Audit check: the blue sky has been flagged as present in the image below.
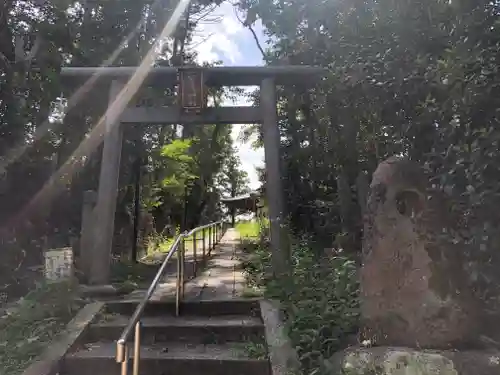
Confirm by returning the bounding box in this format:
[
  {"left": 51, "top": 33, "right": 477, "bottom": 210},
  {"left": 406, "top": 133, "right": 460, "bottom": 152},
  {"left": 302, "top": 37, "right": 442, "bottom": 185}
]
[{"left": 191, "top": 2, "right": 266, "bottom": 189}]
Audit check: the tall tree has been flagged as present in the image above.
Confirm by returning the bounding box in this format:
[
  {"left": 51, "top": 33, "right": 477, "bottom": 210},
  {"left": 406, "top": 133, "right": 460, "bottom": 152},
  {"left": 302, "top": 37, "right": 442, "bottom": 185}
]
[
  {"left": 237, "top": 0, "right": 500, "bottom": 280},
  {"left": 0, "top": 0, "right": 234, "bottom": 299},
  {"left": 219, "top": 147, "right": 251, "bottom": 224}
]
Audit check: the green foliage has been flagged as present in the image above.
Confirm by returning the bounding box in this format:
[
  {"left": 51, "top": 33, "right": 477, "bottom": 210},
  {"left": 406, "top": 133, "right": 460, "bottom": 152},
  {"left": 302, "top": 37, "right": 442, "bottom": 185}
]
[
  {"left": 236, "top": 0, "right": 500, "bottom": 305},
  {"left": 161, "top": 139, "right": 195, "bottom": 163},
  {"left": 151, "top": 121, "right": 243, "bottom": 231},
  {"left": 142, "top": 231, "right": 196, "bottom": 260},
  {"left": 160, "top": 138, "right": 199, "bottom": 193},
  {"left": 232, "top": 340, "right": 269, "bottom": 360},
  {"left": 236, "top": 220, "right": 261, "bottom": 238},
  {"left": 242, "top": 239, "right": 359, "bottom": 375},
  {"left": 219, "top": 148, "right": 251, "bottom": 197},
  {"left": 145, "top": 231, "right": 179, "bottom": 257}
]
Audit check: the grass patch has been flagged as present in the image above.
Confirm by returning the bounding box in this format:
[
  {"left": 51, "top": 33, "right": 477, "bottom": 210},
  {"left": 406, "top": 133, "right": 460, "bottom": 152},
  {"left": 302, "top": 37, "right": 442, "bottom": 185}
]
[
  {"left": 0, "top": 281, "right": 83, "bottom": 375},
  {"left": 145, "top": 233, "right": 176, "bottom": 256},
  {"left": 142, "top": 233, "right": 200, "bottom": 263},
  {"left": 241, "top": 238, "right": 359, "bottom": 375},
  {"left": 111, "top": 231, "right": 212, "bottom": 291},
  {"left": 110, "top": 260, "right": 161, "bottom": 293},
  {"left": 236, "top": 220, "right": 261, "bottom": 238},
  {"left": 232, "top": 338, "right": 269, "bottom": 360}
]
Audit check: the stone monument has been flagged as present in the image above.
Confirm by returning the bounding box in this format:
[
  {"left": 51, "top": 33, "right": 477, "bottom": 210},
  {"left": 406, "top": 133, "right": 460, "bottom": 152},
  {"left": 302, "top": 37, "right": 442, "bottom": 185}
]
[
  {"left": 328, "top": 156, "right": 500, "bottom": 375},
  {"left": 360, "top": 156, "right": 479, "bottom": 348},
  {"left": 44, "top": 247, "right": 74, "bottom": 282}
]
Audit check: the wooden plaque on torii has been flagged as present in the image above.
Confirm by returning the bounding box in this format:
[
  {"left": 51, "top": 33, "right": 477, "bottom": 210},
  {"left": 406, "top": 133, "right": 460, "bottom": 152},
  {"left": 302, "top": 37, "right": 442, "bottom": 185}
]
[{"left": 177, "top": 68, "right": 206, "bottom": 113}]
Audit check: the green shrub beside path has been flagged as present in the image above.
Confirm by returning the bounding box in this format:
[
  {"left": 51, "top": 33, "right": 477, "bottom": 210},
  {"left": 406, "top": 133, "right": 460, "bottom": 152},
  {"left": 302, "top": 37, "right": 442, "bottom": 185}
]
[{"left": 239, "top": 236, "right": 359, "bottom": 375}]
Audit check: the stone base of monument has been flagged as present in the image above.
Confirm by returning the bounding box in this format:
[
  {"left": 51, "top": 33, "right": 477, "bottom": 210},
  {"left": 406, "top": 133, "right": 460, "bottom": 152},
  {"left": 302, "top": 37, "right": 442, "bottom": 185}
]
[{"left": 328, "top": 346, "right": 500, "bottom": 375}]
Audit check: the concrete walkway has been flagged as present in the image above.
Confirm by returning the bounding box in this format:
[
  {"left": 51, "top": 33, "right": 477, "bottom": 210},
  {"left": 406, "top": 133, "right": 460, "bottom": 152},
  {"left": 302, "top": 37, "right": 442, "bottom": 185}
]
[
  {"left": 185, "top": 228, "right": 246, "bottom": 301},
  {"left": 128, "top": 229, "right": 245, "bottom": 301}
]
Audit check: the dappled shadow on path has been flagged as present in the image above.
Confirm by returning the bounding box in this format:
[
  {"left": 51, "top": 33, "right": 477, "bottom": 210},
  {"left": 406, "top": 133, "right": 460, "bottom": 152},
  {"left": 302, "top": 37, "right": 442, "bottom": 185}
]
[{"left": 127, "top": 251, "right": 217, "bottom": 300}]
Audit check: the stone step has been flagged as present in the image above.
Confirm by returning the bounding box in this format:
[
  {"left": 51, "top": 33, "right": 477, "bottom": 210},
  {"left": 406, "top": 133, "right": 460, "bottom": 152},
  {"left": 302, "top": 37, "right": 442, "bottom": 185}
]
[
  {"left": 102, "top": 298, "right": 262, "bottom": 317},
  {"left": 87, "top": 315, "right": 265, "bottom": 344},
  {"left": 62, "top": 341, "right": 270, "bottom": 375}
]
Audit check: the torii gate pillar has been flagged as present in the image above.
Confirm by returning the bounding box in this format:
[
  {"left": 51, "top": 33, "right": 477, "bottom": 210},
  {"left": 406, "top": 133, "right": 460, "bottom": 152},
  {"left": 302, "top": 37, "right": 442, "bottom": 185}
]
[
  {"left": 261, "top": 78, "right": 288, "bottom": 277},
  {"left": 90, "top": 80, "right": 125, "bottom": 285}
]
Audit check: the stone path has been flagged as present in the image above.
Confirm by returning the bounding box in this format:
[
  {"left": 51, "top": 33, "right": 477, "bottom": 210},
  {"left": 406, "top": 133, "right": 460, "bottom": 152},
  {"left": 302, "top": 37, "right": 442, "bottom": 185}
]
[
  {"left": 128, "top": 228, "right": 245, "bottom": 301},
  {"left": 186, "top": 228, "right": 246, "bottom": 301}
]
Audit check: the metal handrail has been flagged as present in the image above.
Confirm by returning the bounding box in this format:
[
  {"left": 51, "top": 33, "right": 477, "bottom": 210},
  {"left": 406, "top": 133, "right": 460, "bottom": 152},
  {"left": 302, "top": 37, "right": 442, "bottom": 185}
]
[{"left": 115, "top": 220, "right": 225, "bottom": 375}]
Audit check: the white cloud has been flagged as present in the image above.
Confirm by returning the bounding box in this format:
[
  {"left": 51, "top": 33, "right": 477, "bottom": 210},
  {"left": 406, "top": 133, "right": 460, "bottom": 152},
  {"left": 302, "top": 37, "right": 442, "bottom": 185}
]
[
  {"left": 191, "top": 2, "right": 244, "bottom": 64},
  {"left": 191, "top": 1, "right": 266, "bottom": 190}
]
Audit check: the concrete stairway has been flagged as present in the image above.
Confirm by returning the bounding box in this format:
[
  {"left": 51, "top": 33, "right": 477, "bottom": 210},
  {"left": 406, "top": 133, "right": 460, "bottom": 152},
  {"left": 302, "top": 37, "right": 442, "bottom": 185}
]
[{"left": 60, "top": 299, "right": 271, "bottom": 375}]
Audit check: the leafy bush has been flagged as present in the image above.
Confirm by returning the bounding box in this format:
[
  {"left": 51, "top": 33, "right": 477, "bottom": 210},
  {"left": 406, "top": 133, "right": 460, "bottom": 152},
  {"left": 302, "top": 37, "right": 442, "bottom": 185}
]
[{"left": 242, "top": 239, "right": 359, "bottom": 375}]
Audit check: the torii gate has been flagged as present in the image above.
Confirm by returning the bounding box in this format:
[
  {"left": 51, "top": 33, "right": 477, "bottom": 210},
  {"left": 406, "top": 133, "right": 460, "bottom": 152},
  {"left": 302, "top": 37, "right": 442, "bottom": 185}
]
[{"left": 61, "top": 65, "right": 326, "bottom": 285}]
